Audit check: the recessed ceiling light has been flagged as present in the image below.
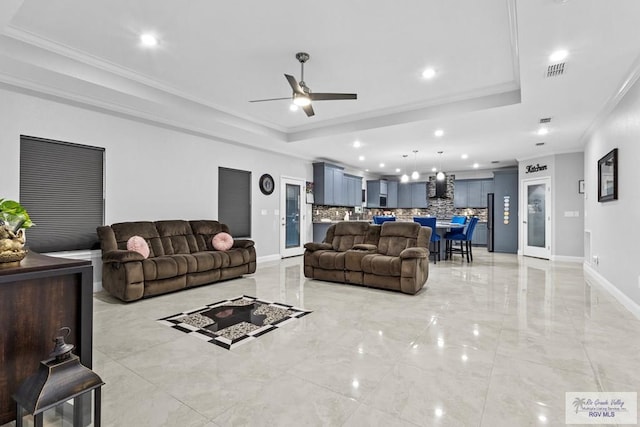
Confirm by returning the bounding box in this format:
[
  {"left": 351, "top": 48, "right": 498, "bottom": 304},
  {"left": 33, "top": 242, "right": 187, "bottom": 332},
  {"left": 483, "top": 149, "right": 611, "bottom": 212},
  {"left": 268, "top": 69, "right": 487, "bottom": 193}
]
[
  {"left": 434, "top": 129, "right": 444, "bottom": 137},
  {"left": 358, "top": 155, "right": 365, "bottom": 161},
  {"left": 549, "top": 49, "right": 568, "bottom": 63},
  {"left": 431, "top": 167, "right": 437, "bottom": 172},
  {"left": 379, "top": 163, "right": 385, "bottom": 168},
  {"left": 365, "top": 169, "right": 369, "bottom": 172},
  {"left": 422, "top": 68, "right": 436, "bottom": 79},
  {"left": 289, "top": 104, "right": 298, "bottom": 111},
  {"left": 537, "top": 127, "right": 549, "bottom": 136},
  {"left": 395, "top": 168, "right": 401, "bottom": 173},
  {"left": 140, "top": 33, "right": 158, "bottom": 47},
  {"left": 461, "top": 153, "right": 468, "bottom": 159},
  {"left": 473, "top": 163, "right": 479, "bottom": 168},
  {"left": 353, "top": 140, "right": 361, "bottom": 148}
]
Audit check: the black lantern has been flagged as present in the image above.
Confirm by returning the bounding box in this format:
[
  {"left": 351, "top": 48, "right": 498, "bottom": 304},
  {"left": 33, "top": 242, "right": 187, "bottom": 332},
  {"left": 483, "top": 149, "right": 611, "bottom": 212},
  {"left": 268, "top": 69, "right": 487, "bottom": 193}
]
[{"left": 13, "top": 327, "right": 104, "bottom": 427}]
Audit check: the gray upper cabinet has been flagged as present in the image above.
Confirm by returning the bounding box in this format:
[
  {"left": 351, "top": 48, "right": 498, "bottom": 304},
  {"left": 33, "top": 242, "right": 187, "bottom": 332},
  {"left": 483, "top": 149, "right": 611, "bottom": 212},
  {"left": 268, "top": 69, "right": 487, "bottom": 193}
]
[
  {"left": 411, "top": 182, "right": 428, "bottom": 208},
  {"left": 454, "top": 178, "right": 494, "bottom": 208},
  {"left": 397, "top": 182, "right": 412, "bottom": 208},
  {"left": 367, "top": 180, "right": 383, "bottom": 208},
  {"left": 387, "top": 180, "right": 398, "bottom": 208},
  {"left": 343, "top": 174, "right": 362, "bottom": 207},
  {"left": 396, "top": 182, "right": 427, "bottom": 208},
  {"left": 313, "top": 162, "right": 344, "bottom": 206}
]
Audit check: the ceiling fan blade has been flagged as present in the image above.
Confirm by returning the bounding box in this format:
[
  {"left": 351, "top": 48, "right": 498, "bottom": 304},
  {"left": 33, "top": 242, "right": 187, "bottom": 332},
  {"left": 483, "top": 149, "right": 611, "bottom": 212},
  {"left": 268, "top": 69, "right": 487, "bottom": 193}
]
[
  {"left": 249, "top": 97, "right": 291, "bottom": 103},
  {"left": 285, "top": 74, "right": 304, "bottom": 94},
  {"left": 310, "top": 93, "right": 357, "bottom": 101},
  {"left": 302, "top": 104, "right": 315, "bottom": 117}
]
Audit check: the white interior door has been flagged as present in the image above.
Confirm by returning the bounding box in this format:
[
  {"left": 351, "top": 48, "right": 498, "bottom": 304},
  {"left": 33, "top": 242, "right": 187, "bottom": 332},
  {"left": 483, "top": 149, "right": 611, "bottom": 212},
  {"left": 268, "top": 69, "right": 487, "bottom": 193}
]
[
  {"left": 280, "top": 177, "right": 306, "bottom": 258},
  {"left": 522, "top": 177, "right": 551, "bottom": 259}
]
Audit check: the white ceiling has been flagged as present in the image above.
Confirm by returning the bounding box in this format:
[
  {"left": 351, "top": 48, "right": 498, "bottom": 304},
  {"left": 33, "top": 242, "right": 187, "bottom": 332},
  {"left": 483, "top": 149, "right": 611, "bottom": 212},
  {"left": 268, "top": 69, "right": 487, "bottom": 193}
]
[{"left": 2, "top": 0, "right": 640, "bottom": 176}]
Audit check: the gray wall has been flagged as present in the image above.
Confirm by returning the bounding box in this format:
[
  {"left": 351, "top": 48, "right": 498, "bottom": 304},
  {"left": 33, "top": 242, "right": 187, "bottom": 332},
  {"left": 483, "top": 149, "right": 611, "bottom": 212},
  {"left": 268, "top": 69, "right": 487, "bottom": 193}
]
[
  {"left": 492, "top": 169, "right": 518, "bottom": 253},
  {"left": 0, "top": 88, "right": 313, "bottom": 262},
  {"left": 553, "top": 152, "right": 585, "bottom": 257},
  {"left": 584, "top": 70, "right": 640, "bottom": 309}
]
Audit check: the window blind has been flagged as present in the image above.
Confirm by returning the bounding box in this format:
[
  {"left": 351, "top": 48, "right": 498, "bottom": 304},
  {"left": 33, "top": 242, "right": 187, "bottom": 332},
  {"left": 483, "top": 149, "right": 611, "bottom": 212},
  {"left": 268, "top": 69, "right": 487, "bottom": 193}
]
[
  {"left": 218, "top": 167, "right": 251, "bottom": 238},
  {"left": 20, "top": 135, "right": 104, "bottom": 253}
]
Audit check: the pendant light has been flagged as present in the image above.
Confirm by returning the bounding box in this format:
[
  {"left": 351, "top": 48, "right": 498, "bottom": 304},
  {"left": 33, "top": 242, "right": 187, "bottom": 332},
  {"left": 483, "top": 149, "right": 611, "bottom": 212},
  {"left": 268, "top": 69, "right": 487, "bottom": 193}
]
[
  {"left": 400, "top": 155, "right": 409, "bottom": 183},
  {"left": 436, "top": 151, "right": 445, "bottom": 181},
  {"left": 411, "top": 150, "right": 420, "bottom": 180}
]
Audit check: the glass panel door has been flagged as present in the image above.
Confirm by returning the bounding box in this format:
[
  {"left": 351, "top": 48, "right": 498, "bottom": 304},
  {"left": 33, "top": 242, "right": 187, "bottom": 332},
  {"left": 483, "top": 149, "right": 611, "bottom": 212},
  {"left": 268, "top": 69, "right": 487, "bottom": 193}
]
[
  {"left": 280, "top": 177, "right": 306, "bottom": 257},
  {"left": 285, "top": 183, "right": 300, "bottom": 249},
  {"left": 523, "top": 178, "right": 551, "bottom": 259}
]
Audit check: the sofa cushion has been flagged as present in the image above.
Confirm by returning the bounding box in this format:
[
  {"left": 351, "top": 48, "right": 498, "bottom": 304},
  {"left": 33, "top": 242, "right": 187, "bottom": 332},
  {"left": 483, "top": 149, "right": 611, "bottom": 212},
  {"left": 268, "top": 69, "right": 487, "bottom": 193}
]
[
  {"left": 377, "top": 222, "right": 421, "bottom": 257},
  {"left": 142, "top": 256, "right": 188, "bottom": 281},
  {"left": 111, "top": 221, "right": 163, "bottom": 257},
  {"left": 155, "top": 220, "right": 199, "bottom": 255},
  {"left": 127, "top": 236, "right": 150, "bottom": 259},
  {"left": 189, "top": 220, "right": 231, "bottom": 251},
  {"left": 330, "top": 221, "right": 370, "bottom": 252},
  {"left": 318, "top": 251, "right": 346, "bottom": 270},
  {"left": 212, "top": 232, "right": 234, "bottom": 251},
  {"left": 361, "top": 254, "right": 402, "bottom": 277}
]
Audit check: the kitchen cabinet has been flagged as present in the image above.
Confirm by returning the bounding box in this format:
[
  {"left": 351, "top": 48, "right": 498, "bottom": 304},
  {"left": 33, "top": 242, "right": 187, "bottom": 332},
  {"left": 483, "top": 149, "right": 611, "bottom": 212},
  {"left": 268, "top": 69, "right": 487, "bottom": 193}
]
[
  {"left": 472, "top": 222, "right": 488, "bottom": 246},
  {"left": 454, "top": 179, "right": 494, "bottom": 208},
  {"left": 387, "top": 180, "right": 398, "bottom": 208},
  {"left": 397, "top": 182, "right": 428, "bottom": 208},
  {"left": 313, "top": 162, "right": 344, "bottom": 206},
  {"left": 367, "top": 180, "right": 388, "bottom": 208},
  {"left": 411, "top": 182, "right": 428, "bottom": 208},
  {"left": 342, "top": 174, "right": 362, "bottom": 207}
]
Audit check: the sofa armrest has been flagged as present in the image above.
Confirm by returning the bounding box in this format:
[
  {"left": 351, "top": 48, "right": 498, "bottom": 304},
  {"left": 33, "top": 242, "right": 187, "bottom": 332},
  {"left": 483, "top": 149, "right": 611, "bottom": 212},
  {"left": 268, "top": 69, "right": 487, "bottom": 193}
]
[
  {"left": 351, "top": 243, "right": 378, "bottom": 252},
  {"left": 232, "top": 239, "right": 255, "bottom": 249},
  {"left": 399, "top": 247, "right": 428, "bottom": 259},
  {"left": 102, "top": 250, "right": 146, "bottom": 263},
  {"left": 304, "top": 242, "right": 332, "bottom": 251}
]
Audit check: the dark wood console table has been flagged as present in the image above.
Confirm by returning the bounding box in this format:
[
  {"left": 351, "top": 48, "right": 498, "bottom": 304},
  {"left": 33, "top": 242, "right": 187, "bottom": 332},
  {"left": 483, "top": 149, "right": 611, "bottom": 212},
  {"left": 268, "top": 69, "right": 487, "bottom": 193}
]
[{"left": 0, "top": 251, "right": 93, "bottom": 425}]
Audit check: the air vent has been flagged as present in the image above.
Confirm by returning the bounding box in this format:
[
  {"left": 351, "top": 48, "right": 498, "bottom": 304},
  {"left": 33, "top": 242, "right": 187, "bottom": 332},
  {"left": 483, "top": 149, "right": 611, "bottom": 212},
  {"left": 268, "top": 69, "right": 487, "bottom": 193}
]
[
  {"left": 546, "top": 63, "right": 565, "bottom": 77},
  {"left": 539, "top": 117, "right": 552, "bottom": 123},
  {"left": 536, "top": 142, "right": 545, "bottom": 146},
  {"left": 491, "top": 160, "right": 500, "bottom": 164}
]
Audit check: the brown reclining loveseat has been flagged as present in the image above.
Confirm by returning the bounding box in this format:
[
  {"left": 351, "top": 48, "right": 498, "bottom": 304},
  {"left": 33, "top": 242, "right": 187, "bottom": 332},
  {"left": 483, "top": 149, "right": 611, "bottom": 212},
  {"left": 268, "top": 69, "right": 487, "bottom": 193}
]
[
  {"left": 303, "top": 221, "right": 431, "bottom": 294},
  {"left": 97, "top": 220, "right": 256, "bottom": 301}
]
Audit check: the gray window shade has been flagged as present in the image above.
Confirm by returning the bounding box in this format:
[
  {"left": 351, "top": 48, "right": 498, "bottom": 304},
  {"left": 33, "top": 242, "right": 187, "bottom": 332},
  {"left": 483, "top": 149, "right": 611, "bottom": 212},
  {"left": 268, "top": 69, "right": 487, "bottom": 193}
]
[
  {"left": 20, "top": 135, "right": 104, "bottom": 253},
  {"left": 218, "top": 167, "right": 251, "bottom": 238}
]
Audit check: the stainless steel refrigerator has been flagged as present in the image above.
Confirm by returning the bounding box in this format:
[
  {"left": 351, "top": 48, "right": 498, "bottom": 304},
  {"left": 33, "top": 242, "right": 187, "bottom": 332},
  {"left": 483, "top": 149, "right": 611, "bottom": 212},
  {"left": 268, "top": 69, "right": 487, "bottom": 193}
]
[{"left": 487, "top": 193, "right": 495, "bottom": 252}]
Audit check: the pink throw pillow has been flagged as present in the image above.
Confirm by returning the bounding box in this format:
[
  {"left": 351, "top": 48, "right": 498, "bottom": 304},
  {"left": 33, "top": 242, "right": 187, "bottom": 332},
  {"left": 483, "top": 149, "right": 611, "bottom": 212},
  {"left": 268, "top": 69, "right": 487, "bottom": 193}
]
[
  {"left": 212, "top": 232, "right": 234, "bottom": 251},
  {"left": 127, "top": 235, "right": 150, "bottom": 259}
]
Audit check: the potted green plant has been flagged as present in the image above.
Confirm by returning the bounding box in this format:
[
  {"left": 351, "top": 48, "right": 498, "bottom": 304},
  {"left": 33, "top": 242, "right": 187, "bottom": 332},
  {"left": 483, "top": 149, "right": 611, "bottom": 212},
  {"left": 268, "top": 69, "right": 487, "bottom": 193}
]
[{"left": 0, "top": 198, "right": 34, "bottom": 265}]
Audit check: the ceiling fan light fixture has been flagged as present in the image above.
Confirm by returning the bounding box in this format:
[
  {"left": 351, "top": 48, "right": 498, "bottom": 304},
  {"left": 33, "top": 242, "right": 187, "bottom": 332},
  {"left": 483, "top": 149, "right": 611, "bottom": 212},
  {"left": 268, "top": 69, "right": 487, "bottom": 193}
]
[
  {"left": 293, "top": 93, "right": 311, "bottom": 107},
  {"left": 289, "top": 103, "right": 299, "bottom": 111}
]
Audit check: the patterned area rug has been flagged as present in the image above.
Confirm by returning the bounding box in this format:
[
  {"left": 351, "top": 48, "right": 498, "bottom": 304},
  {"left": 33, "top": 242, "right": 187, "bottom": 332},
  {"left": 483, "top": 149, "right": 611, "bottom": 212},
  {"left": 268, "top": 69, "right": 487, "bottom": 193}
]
[{"left": 157, "top": 295, "right": 311, "bottom": 349}]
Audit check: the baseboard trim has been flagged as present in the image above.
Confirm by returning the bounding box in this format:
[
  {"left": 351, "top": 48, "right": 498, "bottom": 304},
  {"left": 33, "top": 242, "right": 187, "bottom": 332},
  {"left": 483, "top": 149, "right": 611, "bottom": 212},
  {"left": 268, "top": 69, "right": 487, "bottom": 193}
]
[
  {"left": 257, "top": 254, "right": 281, "bottom": 264},
  {"left": 551, "top": 255, "right": 584, "bottom": 263},
  {"left": 583, "top": 263, "right": 640, "bottom": 320}
]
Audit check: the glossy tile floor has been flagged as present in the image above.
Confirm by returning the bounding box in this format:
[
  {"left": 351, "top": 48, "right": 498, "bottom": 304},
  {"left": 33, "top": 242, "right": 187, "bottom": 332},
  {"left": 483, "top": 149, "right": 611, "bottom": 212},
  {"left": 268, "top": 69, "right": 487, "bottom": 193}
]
[{"left": 6, "top": 251, "right": 640, "bottom": 426}]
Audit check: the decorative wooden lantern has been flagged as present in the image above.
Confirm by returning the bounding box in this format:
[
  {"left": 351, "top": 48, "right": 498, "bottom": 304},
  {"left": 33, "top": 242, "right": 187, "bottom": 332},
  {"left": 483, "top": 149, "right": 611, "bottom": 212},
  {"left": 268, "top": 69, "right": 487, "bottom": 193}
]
[{"left": 13, "top": 327, "right": 104, "bottom": 427}]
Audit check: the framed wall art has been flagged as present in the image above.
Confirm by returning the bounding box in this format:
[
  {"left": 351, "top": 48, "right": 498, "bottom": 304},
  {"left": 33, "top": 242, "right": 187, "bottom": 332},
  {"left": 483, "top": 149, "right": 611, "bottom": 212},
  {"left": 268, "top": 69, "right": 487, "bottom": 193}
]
[{"left": 597, "top": 148, "right": 618, "bottom": 202}]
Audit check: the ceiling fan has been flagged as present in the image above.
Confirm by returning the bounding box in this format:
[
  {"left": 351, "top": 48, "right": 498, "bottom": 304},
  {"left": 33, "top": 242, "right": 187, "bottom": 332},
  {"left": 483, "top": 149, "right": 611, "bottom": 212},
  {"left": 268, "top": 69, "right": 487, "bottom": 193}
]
[{"left": 249, "top": 52, "right": 357, "bottom": 117}]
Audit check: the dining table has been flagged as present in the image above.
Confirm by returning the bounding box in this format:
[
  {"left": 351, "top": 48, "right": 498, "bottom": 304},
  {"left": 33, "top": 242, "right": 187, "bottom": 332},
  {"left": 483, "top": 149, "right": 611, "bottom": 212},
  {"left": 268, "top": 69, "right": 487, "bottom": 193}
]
[{"left": 433, "top": 221, "right": 466, "bottom": 260}]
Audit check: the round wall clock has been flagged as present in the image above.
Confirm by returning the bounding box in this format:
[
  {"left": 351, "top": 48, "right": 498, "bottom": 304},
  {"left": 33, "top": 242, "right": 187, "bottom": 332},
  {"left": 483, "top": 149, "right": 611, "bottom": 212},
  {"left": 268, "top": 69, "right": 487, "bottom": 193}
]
[{"left": 259, "top": 174, "right": 275, "bottom": 195}]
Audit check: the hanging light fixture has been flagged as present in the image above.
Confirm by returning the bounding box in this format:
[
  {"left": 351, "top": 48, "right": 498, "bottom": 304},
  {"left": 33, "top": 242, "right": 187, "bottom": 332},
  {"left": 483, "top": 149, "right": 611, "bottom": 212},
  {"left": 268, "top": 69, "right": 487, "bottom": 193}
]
[
  {"left": 400, "top": 154, "right": 409, "bottom": 183},
  {"left": 436, "top": 151, "right": 445, "bottom": 181},
  {"left": 411, "top": 150, "right": 420, "bottom": 180}
]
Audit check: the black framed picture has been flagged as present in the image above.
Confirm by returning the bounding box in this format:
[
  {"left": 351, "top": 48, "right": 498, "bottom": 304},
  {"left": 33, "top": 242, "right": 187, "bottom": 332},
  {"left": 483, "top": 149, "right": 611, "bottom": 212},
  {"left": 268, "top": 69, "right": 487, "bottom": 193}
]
[{"left": 597, "top": 148, "right": 618, "bottom": 202}]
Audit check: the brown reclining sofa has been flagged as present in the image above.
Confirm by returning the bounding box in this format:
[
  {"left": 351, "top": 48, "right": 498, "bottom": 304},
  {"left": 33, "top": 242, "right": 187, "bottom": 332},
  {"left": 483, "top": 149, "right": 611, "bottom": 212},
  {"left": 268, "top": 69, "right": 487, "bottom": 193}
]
[
  {"left": 97, "top": 220, "right": 256, "bottom": 302},
  {"left": 303, "top": 221, "right": 431, "bottom": 294}
]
